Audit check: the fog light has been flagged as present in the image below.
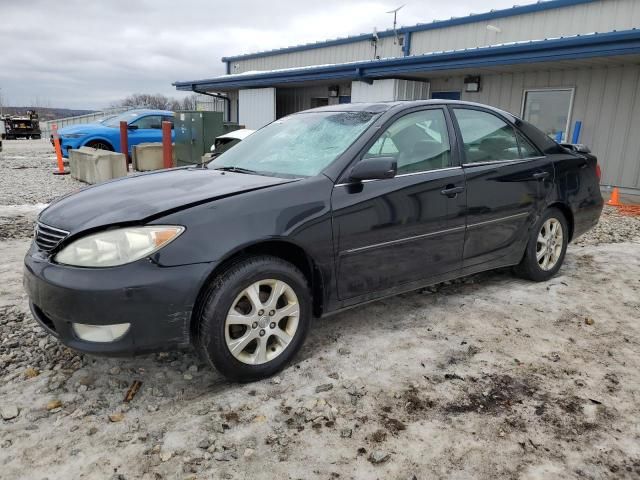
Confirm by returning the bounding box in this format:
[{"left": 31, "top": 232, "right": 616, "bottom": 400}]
[{"left": 72, "top": 323, "right": 130, "bottom": 342}]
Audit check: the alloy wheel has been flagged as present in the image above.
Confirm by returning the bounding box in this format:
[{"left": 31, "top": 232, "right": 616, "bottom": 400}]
[
  {"left": 536, "top": 218, "right": 563, "bottom": 271},
  {"left": 224, "top": 279, "right": 300, "bottom": 365},
  {"left": 91, "top": 142, "right": 111, "bottom": 150}
]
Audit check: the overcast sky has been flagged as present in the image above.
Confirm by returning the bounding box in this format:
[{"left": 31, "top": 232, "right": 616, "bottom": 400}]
[{"left": 0, "top": 0, "right": 519, "bottom": 110}]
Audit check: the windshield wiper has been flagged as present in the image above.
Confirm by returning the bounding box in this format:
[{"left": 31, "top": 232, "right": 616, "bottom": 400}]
[{"left": 214, "top": 166, "right": 259, "bottom": 175}]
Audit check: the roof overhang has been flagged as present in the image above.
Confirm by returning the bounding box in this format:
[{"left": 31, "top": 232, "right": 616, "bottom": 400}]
[{"left": 174, "top": 29, "right": 640, "bottom": 93}]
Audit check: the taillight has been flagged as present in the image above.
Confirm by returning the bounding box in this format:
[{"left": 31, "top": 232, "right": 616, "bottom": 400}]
[{"left": 595, "top": 163, "right": 602, "bottom": 180}]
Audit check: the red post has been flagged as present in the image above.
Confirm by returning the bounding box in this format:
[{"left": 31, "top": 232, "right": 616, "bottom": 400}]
[
  {"left": 119, "top": 121, "right": 129, "bottom": 170},
  {"left": 162, "top": 121, "right": 173, "bottom": 169},
  {"left": 51, "top": 123, "right": 69, "bottom": 176}
]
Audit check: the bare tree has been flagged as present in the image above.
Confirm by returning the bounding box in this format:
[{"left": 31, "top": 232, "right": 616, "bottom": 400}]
[
  {"left": 180, "top": 94, "right": 198, "bottom": 110},
  {"left": 112, "top": 93, "right": 178, "bottom": 110}
]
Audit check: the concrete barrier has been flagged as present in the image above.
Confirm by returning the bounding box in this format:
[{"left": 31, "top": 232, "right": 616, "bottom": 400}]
[
  {"left": 68, "top": 147, "right": 127, "bottom": 184},
  {"left": 132, "top": 143, "right": 176, "bottom": 171}
]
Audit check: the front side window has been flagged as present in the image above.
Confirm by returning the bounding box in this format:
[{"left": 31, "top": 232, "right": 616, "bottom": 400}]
[
  {"left": 209, "top": 111, "right": 379, "bottom": 177},
  {"left": 453, "top": 108, "right": 520, "bottom": 163},
  {"left": 522, "top": 89, "right": 573, "bottom": 141},
  {"left": 132, "top": 115, "right": 163, "bottom": 129},
  {"left": 364, "top": 109, "right": 451, "bottom": 174}
]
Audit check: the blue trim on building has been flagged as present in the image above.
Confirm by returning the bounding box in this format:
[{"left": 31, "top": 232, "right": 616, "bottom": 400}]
[
  {"left": 221, "top": 0, "right": 598, "bottom": 62},
  {"left": 174, "top": 29, "right": 640, "bottom": 92},
  {"left": 402, "top": 31, "right": 411, "bottom": 57}
]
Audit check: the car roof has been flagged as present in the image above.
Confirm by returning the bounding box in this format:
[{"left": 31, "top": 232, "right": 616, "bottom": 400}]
[
  {"left": 126, "top": 109, "right": 174, "bottom": 116},
  {"left": 300, "top": 100, "right": 517, "bottom": 122}
]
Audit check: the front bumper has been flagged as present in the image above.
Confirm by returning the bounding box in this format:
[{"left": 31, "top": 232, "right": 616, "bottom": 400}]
[
  {"left": 51, "top": 136, "right": 81, "bottom": 158},
  {"left": 23, "top": 243, "right": 212, "bottom": 356}
]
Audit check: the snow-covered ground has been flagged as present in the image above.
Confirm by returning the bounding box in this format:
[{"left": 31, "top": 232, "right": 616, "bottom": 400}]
[{"left": 1, "top": 140, "right": 639, "bottom": 479}]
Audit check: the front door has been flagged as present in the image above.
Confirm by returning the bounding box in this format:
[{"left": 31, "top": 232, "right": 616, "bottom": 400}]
[
  {"left": 128, "top": 114, "right": 164, "bottom": 154},
  {"left": 331, "top": 107, "right": 466, "bottom": 300},
  {"left": 450, "top": 107, "right": 554, "bottom": 269}
]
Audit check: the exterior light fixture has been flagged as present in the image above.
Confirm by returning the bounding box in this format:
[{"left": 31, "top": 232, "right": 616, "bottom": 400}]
[{"left": 464, "top": 76, "right": 481, "bottom": 92}]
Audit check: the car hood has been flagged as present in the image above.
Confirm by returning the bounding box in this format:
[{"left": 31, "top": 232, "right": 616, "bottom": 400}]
[
  {"left": 58, "top": 123, "right": 108, "bottom": 135},
  {"left": 39, "top": 168, "right": 295, "bottom": 233}
]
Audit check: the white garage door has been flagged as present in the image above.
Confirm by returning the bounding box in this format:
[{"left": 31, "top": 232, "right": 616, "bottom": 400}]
[{"left": 239, "top": 88, "right": 276, "bottom": 129}]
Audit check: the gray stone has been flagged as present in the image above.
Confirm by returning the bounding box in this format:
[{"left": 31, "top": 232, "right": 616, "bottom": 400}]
[
  {"left": 1, "top": 405, "right": 19, "bottom": 420},
  {"left": 369, "top": 450, "right": 391, "bottom": 464},
  {"left": 315, "top": 383, "right": 334, "bottom": 393}
]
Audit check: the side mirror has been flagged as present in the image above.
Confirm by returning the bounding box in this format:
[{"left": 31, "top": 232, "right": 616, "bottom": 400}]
[
  {"left": 349, "top": 157, "right": 397, "bottom": 182},
  {"left": 561, "top": 142, "right": 590, "bottom": 154},
  {"left": 127, "top": 124, "right": 138, "bottom": 130}
]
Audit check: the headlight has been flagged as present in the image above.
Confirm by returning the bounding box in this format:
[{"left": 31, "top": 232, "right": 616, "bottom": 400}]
[
  {"left": 54, "top": 226, "right": 184, "bottom": 267},
  {"left": 61, "top": 133, "right": 86, "bottom": 138}
]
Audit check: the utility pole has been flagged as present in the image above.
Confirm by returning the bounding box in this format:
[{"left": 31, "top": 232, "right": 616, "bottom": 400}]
[{"left": 0, "top": 87, "right": 4, "bottom": 117}]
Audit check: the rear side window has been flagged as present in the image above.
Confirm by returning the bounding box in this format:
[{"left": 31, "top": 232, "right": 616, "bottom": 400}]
[
  {"left": 364, "top": 109, "right": 452, "bottom": 174},
  {"left": 453, "top": 108, "right": 520, "bottom": 163},
  {"left": 516, "top": 131, "right": 541, "bottom": 158}
]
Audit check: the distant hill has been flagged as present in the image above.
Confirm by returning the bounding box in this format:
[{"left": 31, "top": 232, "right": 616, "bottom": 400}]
[{"left": 1, "top": 107, "right": 97, "bottom": 121}]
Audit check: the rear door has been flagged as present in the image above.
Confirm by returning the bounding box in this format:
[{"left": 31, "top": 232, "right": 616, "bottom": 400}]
[
  {"left": 331, "top": 106, "right": 466, "bottom": 300},
  {"left": 450, "top": 107, "right": 554, "bottom": 269}
]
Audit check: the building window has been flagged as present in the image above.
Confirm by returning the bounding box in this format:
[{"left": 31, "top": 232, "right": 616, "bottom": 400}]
[{"left": 522, "top": 88, "right": 574, "bottom": 142}]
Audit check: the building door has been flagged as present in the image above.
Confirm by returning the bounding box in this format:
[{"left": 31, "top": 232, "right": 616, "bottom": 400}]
[
  {"left": 332, "top": 107, "right": 466, "bottom": 300},
  {"left": 432, "top": 91, "right": 461, "bottom": 100},
  {"left": 450, "top": 106, "right": 554, "bottom": 269}
]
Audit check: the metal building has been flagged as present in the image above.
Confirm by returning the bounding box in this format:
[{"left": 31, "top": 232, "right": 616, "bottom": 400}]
[{"left": 174, "top": 0, "right": 640, "bottom": 192}]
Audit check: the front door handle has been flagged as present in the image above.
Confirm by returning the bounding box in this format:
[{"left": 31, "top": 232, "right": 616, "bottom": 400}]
[
  {"left": 441, "top": 185, "right": 465, "bottom": 198},
  {"left": 532, "top": 171, "right": 550, "bottom": 180}
]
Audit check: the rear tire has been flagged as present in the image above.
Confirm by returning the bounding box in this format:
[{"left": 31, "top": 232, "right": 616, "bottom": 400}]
[
  {"left": 514, "top": 207, "right": 568, "bottom": 282},
  {"left": 86, "top": 140, "right": 114, "bottom": 151},
  {"left": 195, "top": 255, "right": 312, "bottom": 382}
]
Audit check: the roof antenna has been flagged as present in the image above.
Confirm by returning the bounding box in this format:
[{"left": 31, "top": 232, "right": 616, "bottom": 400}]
[{"left": 387, "top": 5, "right": 405, "bottom": 45}]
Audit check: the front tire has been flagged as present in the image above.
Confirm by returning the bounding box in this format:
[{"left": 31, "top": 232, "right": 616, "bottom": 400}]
[
  {"left": 85, "top": 140, "right": 114, "bottom": 151},
  {"left": 515, "top": 207, "right": 568, "bottom": 282},
  {"left": 195, "top": 255, "right": 312, "bottom": 382}
]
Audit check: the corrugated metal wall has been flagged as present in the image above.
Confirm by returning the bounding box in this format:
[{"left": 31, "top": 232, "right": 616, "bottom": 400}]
[
  {"left": 230, "top": 37, "right": 402, "bottom": 74},
  {"left": 410, "top": 0, "right": 640, "bottom": 54},
  {"left": 351, "top": 79, "right": 430, "bottom": 102},
  {"left": 229, "top": 0, "right": 639, "bottom": 75},
  {"left": 276, "top": 83, "right": 352, "bottom": 118},
  {"left": 430, "top": 65, "right": 640, "bottom": 189}
]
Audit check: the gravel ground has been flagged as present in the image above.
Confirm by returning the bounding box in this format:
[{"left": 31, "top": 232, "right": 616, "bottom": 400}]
[
  {"left": 0, "top": 139, "right": 85, "bottom": 205},
  {"left": 1, "top": 140, "right": 640, "bottom": 480}
]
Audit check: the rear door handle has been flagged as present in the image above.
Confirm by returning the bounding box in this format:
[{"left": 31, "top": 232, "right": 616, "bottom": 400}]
[
  {"left": 532, "top": 171, "right": 550, "bottom": 180},
  {"left": 441, "top": 185, "right": 465, "bottom": 197}
]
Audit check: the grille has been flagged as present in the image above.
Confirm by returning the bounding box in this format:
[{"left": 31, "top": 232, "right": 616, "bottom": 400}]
[{"left": 35, "top": 222, "right": 69, "bottom": 252}]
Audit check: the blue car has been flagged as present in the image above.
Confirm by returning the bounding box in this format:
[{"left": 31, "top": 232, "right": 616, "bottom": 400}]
[{"left": 54, "top": 109, "right": 175, "bottom": 158}]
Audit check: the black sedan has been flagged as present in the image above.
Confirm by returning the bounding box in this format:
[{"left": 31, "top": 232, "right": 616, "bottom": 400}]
[{"left": 24, "top": 101, "right": 603, "bottom": 381}]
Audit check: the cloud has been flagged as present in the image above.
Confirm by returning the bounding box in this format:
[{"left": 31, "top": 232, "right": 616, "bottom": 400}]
[{"left": 0, "top": 0, "right": 518, "bottom": 109}]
